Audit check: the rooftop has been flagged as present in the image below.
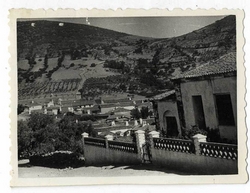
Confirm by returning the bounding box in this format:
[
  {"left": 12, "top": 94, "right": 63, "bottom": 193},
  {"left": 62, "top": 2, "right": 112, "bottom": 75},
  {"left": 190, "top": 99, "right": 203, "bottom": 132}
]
[
  {"left": 28, "top": 101, "right": 42, "bottom": 107},
  {"left": 108, "top": 107, "right": 131, "bottom": 113},
  {"left": 103, "top": 98, "right": 131, "bottom": 104},
  {"left": 149, "top": 90, "right": 175, "bottom": 101},
  {"left": 172, "top": 52, "right": 236, "bottom": 80},
  {"left": 61, "top": 99, "right": 95, "bottom": 106}
]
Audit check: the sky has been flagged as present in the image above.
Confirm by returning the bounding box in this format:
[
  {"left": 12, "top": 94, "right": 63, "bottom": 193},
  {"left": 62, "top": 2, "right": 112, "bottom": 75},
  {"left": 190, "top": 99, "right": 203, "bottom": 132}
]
[{"left": 20, "top": 16, "right": 226, "bottom": 38}]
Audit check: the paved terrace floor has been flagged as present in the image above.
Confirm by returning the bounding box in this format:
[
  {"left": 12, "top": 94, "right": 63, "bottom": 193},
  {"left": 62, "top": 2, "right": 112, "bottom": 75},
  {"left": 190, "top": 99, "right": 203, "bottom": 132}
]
[{"left": 18, "top": 159, "right": 188, "bottom": 178}]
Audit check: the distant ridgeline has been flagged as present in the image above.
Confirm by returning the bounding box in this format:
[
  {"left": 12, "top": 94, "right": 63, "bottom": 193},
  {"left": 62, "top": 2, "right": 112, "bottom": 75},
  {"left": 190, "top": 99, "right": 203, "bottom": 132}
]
[{"left": 17, "top": 15, "right": 236, "bottom": 98}]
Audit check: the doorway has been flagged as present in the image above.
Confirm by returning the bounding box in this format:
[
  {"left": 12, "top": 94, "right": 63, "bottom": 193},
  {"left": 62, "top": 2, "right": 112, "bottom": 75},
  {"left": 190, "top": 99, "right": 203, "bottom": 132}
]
[{"left": 165, "top": 116, "right": 179, "bottom": 137}]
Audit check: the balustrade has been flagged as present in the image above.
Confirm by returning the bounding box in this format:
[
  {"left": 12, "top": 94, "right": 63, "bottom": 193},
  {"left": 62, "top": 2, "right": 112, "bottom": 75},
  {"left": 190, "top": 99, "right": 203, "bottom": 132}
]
[
  {"left": 108, "top": 141, "right": 137, "bottom": 153},
  {"left": 153, "top": 137, "right": 195, "bottom": 154},
  {"left": 84, "top": 137, "right": 106, "bottom": 148},
  {"left": 200, "top": 142, "right": 237, "bottom": 160}
]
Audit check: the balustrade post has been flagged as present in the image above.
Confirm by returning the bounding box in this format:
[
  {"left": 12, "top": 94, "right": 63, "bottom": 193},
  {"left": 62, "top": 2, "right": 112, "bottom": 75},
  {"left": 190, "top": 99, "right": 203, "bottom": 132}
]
[
  {"left": 81, "top": 132, "right": 89, "bottom": 154},
  {"left": 135, "top": 130, "right": 145, "bottom": 160},
  {"left": 192, "top": 134, "right": 207, "bottom": 155},
  {"left": 105, "top": 134, "right": 113, "bottom": 149},
  {"left": 148, "top": 131, "right": 160, "bottom": 148}
]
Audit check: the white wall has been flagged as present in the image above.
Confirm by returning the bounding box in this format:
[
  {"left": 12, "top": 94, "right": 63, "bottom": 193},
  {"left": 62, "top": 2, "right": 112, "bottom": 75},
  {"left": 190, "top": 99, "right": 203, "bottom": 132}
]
[
  {"left": 180, "top": 76, "right": 237, "bottom": 141},
  {"left": 84, "top": 145, "right": 141, "bottom": 166}
]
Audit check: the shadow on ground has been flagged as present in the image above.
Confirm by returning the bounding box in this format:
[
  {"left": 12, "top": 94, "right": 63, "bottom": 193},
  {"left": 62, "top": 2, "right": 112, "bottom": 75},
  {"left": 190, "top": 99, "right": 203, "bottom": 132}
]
[
  {"left": 108, "top": 164, "right": 203, "bottom": 175},
  {"left": 18, "top": 162, "right": 32, "bottom": 168}
]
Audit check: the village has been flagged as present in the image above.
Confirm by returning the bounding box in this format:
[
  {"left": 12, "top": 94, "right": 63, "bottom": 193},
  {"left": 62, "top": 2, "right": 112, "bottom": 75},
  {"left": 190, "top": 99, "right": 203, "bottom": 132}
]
[
  {"left": 16, "top": 15, "right": 239, "bottom": 177},
  {"left": 18, "top": 92, "right": 155, "bottom": 140}
]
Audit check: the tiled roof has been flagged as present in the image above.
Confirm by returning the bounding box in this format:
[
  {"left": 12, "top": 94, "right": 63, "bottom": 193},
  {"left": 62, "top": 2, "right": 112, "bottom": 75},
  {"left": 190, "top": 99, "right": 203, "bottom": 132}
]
[
  {"left": 106, "top": 114, "right": 119, "bottom": 120},
  {"left": 46, "top": 106, "right": 60, "bottom": 110},
  {"left": 29, "top": 101, "right": 43, "bottom": 107},
  {"left": 61, "top": 106, "right": 72, "bottom": 113},
  {"left": 118, "top": 101, "right": 136, "bottom": 107},
  {"left": 108, "top": 107, "right": 130, "bottom": 113},
  {"left": 82, "top": 105, "right": 100, "bottom": 111},
  {"left": 101, "top": 102, "right": 135, "bottom": 108},
  {"left": 103, "top": 98, "right": 130, "bottom": 104},
  {"left": 172, "top": 52, "right": 236, "bottom": 80},
  {"left": 30, "top": 109, "right": 44, "bottom": 114},
  {"left": 100, "top": 104, "right": 117, "bottom": 108},
  {"left": 61, "top": 99, "right": 95, "bottom": 106},
  {"left": 136, "top": 101, "right": 152, "bottom": 107},
  {"left": 149, "top": 90, "right": 175, "bottom": 101}
]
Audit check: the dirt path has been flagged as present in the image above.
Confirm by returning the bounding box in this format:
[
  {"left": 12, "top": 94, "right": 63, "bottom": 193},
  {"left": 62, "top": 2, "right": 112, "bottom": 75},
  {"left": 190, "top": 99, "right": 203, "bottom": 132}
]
[{"left": 18, "top": 159, "right": 180, "bottom": 178}]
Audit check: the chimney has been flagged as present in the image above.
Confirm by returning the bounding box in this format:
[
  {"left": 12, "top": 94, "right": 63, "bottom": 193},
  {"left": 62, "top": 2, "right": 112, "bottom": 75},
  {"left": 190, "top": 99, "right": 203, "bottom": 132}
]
[
  {"left": 111, "top": 121, "right": 116, "bottom": 126},
  {"left": 139, "top": 118, "right": 143, "bottom": 125},
  {"left": 134, "top": 120, "right": 138, "bottom": 126},
  {"left": 125, "top": 121, "right": 129, "bottom": 126}
]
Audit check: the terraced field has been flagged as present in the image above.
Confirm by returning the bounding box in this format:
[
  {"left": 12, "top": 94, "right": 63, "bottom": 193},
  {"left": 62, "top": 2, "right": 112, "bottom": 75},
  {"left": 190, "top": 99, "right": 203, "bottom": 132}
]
[{"left": 18, "top": 79, "right": 81, "bottom": 100}]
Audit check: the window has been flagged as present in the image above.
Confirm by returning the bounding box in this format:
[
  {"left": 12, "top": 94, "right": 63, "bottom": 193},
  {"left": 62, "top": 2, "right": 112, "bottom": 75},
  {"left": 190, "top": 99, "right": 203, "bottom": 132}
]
[
  {"left": 192, "top": 95, "right": 206, "bottom": 130},
  {"left": 215, "top": 94, "right": 235, "bottom": 126}
]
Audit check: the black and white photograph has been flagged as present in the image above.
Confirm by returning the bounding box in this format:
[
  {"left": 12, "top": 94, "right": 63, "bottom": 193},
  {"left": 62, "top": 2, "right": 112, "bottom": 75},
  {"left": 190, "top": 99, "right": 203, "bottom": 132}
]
[{"left": 10, "top": 9, "right": 246, "bottom": 186}]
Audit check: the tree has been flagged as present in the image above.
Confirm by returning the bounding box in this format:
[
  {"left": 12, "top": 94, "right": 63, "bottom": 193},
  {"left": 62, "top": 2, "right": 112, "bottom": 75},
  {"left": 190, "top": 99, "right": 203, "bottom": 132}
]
[
  {"left": 18, "top": 113, "right": 98, "bottom": 157},
  {"left": 131, "top": 108, "right": 141, "bottom": 119},
  {"left": 17, "top": 104, "right": 25, "bottom": 115},
  {"left": 44, "top": 54, "right": 48, "bottom": 69},
  {"left": 140, "top": 106, "right": 149, "bottom": 119},
  {"left": 90, "top": 63, "right": 96, "bottom": 67},
  {"left": 28, "top": 113, "right": 55, "bottom": 132},
  {"left": 18, "top": 120, "right": 33, "bottom": 158}
]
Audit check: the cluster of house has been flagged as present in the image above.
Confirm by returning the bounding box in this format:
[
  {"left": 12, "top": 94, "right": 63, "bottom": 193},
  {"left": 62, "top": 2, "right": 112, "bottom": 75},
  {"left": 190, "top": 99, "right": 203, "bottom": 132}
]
[
  {"left": 20, "top": 95, "right": 153, "bottom": 120},
  {"left": 151, "top": 52, "right": 237, "bottom": 143}
]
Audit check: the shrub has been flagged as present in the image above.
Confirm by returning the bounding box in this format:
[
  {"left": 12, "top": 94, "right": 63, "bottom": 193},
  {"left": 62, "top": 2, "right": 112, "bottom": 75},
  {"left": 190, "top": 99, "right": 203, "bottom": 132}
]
[
  {"left": 182, "top": 125, "right": 207, "bottom": 140},
  {"left": 18, "top": 120, "right": 33, "bottom": 159},
  {"left": 29, "top": 151, "right": 85, "bottom": 168},
  {"left": 90, "top": 63, "right": 96, "bottom": 67},
  {"left": 18, "top": 113, "right": 98, "bottom": 159},
  {"left": 17, "top": 104, "right": 25, "bottom": 115}
]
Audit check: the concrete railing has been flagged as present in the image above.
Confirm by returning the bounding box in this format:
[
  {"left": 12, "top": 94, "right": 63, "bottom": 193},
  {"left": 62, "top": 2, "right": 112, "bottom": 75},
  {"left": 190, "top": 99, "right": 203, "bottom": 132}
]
[
  {"left": 81, "top": 131, "right": 238, "bottom": 174},
  {"left": 81, "top": 131, "right": 145, "bottom": 166},
  {"left": 150, "top": 133, "right": 237, "bottom": 160},
  {"left": 149, "top": 132, "right": 238, "bottom": 174}
]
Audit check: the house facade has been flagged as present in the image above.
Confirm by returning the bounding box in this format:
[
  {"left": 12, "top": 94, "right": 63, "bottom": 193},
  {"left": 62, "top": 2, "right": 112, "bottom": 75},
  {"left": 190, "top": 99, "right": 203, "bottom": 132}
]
[
  {"left": 28, "top": 101, "right": 43, "bottom": 114},
  {"left": 172, "top": 52, "right": 237, "bottom": 142},
  {"left": 151, "top": 90, "right": 181, "bottom": 137}
]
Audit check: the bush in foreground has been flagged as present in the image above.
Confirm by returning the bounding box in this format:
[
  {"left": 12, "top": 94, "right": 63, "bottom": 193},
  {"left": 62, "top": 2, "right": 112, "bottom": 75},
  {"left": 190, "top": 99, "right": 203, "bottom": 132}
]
[
  {"left": 29, "top": 151, "right": 85, "bottom": 169},
  {"left": 18, "top": 113, "right": 96, "bottom": 160}
]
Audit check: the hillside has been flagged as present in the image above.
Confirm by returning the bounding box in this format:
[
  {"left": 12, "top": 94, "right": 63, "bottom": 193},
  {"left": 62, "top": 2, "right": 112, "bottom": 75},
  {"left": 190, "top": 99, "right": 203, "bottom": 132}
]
[
  {"left": 17, "top": 20, "right": 132, "bottom": 59},
  {"left": 17, "top": 15, "right": 236, "bottom": 100},
  {"left": 148, "top": 15, "right": 236, "bottom": 72}
]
